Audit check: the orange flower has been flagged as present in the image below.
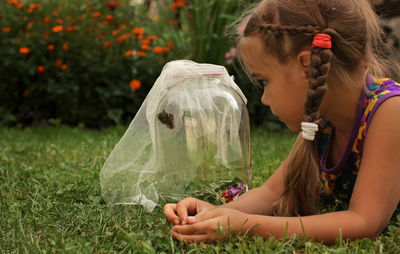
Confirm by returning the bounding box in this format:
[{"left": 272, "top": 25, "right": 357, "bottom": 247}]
[
  {"left": 61, "top": 64, "right": 68, "bottom": 70},
  {"left": 37, "top": 65, "right": 45, "bottom": 73},
  {"left": 141, "top": 39, "right": 150, "bottom": 45},
  {"left": 106, "top": 1, "right": 118, "bottom": 10},
  {"left": 56, "top": 19, "right": 64, "bottom": 24},
  {"left": 66, "top": 26, "right": 75, "bottom": 32},
  {"left": 136, "top": 51, "right": 147, "bottom": 57},
  {"left": 47, "top": 44, "right": 55, "bottom": 50},
  {"left": 116, "top": 33, "right": 129, "bottom": 43},
  {"left": 118, "top": 24, "right": 126, "bottom": 30},
  {"left": 56, "top": 59, "right": 63, "bottom": 67},
  {"left": 129, "top": 80, "right": 141, "bottom": 90},
  {"left": 146, "top": 35, "right": 159, "bottom": 41},
  {"left": 153, "top": 46, "right": 163, "bottom": 54},
  {"left": 104, "top": 41, "right": 112, "bottom": 47},
  {"left": 28, "top": 3, "right": 41, "bottom": 13},
  {"left": 112, "top": 30, "right": 119, "bottom": 36},
  {"left": 163, "top": 47, "right": 171, "bottom": 53},
  {"left": 2, "top": 27, "right": 11, "bottom": 33},
  {"left": 132, "top": 27, "right": 145, "bottom": 35},
  {"left": 29, "top": 3, "right": 41, "bottom": 10},
  {"left": 27, "top": 21, "right": 35, "bottom": 29},
  {"left": 166, "top": 41, "right": 175, "bottom": 47},
  {"left": 105, "top": 15, "right": 114, "bottom": 21},
  {"left": 172, "top": 0, "right": 187, "bottom": 11},
  {"left": 8, "top": 0, "right": 19, "bottom": 5},
  {"left": 19, "top": 47, "right": 30, "bottom": 54},
  {"left": 140, "top": 44, "right": 150, "bottom": 51},
  {"left": 124, "top": 50, "right": 134, "bottom": 57},
  {"left": 52, "top": 25, "right": 63, "bottom": 33},
  {"left": 23, "top": 89, "right": 29, "bottom": 97},
  {"left": 43, "top": 17, "right": 51, "bottom": 24},
  {"left": 17, "top": 3, "right": 24, "bottom": 8},
  {"left": 62, "top": 43, "right": 69, "bottom": 51},
  {"left": 52, "top": 11, "right": 58, "bottom": 17},
  {"left": 92, "top": 12, "right": 101, "bottom": 18}
]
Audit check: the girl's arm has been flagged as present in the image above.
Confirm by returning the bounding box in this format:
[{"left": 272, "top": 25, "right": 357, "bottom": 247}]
[
  {"left": 219, "top": 157, "right": 286, "bottom": 215},
  {"left": 164, "top": 135, "right": 302, "bottom": 224},
  {"left": 250, "top": 99, "right": 400, "bottom": 242},
  {"left": 247, "top": 100, "right": 400, "bottom": 242},
  {"left": 163, "top": 161, "right": 286, "bottom": 224},
  {"left": 172, "top": 98, "right": 400, "bottom": 243},
  {"left": 215, "top": 134, "right": 306, "bottom": 214}
]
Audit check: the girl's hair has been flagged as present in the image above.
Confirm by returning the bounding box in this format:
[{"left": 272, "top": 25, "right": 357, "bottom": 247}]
[{"left": 234, "top": 0, "right": 399, "bottom": 216}]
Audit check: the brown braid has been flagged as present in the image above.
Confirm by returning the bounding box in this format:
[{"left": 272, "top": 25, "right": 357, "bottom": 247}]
[
  {"left": 304, "top": 31, "right": 333, "bottom": 122},
  {"left": 260, "top": 24, "right": 320, "bottom": 36},
  {"left": 272, "top": 28, "right": 333, "bottom": 215},
  {"left": 282, "top": 29, "right": 333, "bottom": 215}
]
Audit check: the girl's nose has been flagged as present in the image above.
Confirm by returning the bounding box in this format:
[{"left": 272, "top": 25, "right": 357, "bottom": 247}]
[{"left": 261, "top": 92, "right": 270, "bottom": 106}]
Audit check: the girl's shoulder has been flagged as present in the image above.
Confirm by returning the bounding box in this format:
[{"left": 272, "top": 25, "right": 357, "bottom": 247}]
[
  {"left": 363, "top": 77, "right": 400, "bottom": 130},
  {"left": 366, "top": 77, "right": 400, "bottom": 98}
]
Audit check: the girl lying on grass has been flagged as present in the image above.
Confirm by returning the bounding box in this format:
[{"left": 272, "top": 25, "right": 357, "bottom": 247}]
[{"left": 164, "top": 0, "right": 400, "bottom": 244}]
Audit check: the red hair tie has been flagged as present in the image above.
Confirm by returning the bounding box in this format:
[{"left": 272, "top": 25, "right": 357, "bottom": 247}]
[{"left": 312, "top": 33, "right": 332, "bottom": 49}]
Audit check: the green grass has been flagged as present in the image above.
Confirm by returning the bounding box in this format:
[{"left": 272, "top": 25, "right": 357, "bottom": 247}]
[{"left": 0, "top": 126, "right": 399, "bottom": 253}]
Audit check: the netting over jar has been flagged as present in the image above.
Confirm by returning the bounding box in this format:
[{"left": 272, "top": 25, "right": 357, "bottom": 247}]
[{"left": 100, "top": 60, "right": 252, "bottom": 212}]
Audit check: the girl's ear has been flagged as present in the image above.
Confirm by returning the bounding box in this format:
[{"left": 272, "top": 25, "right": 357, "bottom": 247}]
[{"left": 297, "top": 50, "right": 312, "bottom": 79}]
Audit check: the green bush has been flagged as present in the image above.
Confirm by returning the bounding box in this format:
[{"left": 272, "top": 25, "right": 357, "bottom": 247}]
[
  {"left": 0, "top": 0, "right": 174, "bottom": 127},
  {"left": 0, "top": 0, "right": 276, "bottom": 128}
]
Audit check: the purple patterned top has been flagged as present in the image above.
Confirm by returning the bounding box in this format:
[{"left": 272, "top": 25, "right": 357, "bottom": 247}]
[{"left": 318, "top": 76, "right": 400, "bottom": 202}]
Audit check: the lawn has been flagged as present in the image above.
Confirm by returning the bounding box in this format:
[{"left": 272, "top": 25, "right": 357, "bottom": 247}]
[{"left": 1, "top": 126, "right": 399, "bottom": 253}]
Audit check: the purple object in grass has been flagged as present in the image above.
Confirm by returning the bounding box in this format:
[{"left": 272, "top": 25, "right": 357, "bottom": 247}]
[{"left": 223, "top": 183, "right": 246, "bottom": 198}]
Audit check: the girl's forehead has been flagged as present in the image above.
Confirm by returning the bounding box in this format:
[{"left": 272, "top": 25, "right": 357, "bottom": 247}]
[{"left": 238, "top": 36, "right": 274, "bottom": 73}]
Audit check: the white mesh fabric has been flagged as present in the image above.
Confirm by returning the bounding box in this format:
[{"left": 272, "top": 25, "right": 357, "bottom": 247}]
[{"left": 100, "top": 60, "right": 249, "bottom": 212}]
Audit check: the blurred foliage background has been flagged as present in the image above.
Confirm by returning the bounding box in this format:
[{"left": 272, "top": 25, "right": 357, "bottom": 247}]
[
  {"left": 1, "top": 0, "right": 398, "bottom": 129},
  {"left": 0, "top": 0, "right": 277, "bottom": 129}
]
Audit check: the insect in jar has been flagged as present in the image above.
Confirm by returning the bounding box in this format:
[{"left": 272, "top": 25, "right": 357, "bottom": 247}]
[{"left": 157, "top": 109, "right": 175, "bottom": 129}]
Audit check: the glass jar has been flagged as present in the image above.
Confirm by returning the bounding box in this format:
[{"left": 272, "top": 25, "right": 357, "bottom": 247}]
[{"left": 154, "top": 73, "right": 251, "bottom": 201}]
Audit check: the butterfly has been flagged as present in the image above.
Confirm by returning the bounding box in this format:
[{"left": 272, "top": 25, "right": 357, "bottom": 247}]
[{"left": 157, "top": 109, "right": 175, "bottom": 129}]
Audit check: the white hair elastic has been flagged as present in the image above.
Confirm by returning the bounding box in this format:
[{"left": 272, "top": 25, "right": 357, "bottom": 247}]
[{"left": 301, "top": 122, "right": 319, "bottom": 141}]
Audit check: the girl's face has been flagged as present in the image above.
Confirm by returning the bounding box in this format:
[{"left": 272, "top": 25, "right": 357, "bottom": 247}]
[{"left": 241, "top": 36, "right": 309, "bottom": 132}]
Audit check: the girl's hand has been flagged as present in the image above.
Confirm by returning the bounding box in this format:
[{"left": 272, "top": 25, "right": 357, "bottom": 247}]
[
  {"left": 171, "top": 208, "right": 252, "bottom": 243},
  {"left": 163, "top": 197, "right": 216, "bottom": 225}
]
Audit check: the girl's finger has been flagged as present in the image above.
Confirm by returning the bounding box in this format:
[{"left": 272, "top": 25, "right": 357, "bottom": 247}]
[
  {"left": 176, "top": 198, "right": 198, "bottom": 225},
  {"left": 173, "top": 224, "right": 201, "bottom": 235},
  {"left": 173, "top": 217, "right": 220, "bottom": 235},
  {"left": 163, "top": 203, "right": 180, "bottom": 225},
  {"left": 171, "top": 231, "right": 211, "bottom": 243},
  {"left": 193, "top": 208, "right": 222, "bottom": 223},
  {"left": 171, "top": 220, "right": 225, "bottom": 243}
]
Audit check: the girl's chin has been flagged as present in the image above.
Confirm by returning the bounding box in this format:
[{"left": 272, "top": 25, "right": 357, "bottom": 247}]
[
  {"left": 285, "top": 122, "right": 301, "bottom": 132},
  {"left": 274, "top": 116, "right": 300, "bottom": 132}
]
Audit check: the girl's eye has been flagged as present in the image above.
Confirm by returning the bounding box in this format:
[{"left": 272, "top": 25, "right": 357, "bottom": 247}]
[{"left": 257, "top": 79, "right": 268, "bottom": 86}]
